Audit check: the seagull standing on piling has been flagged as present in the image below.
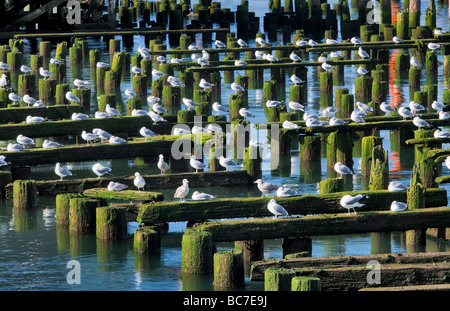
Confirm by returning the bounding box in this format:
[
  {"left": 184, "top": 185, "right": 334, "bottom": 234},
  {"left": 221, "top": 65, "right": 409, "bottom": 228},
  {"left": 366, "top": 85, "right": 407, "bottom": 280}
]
[
  {"left": 263, "top": 54, "right": 279, "bottom": 63},
  {"left": 357, "top": 66, "right": 369, "bottom": 76},
  {"left": 256, "top": 37, "right": 269, "bottom": 46},
  {"left": 239, "top": 108, "right": 255, "bottom": 121},
  {"left": 107, "top": 181, "right": 128, "bottom": 191},
  {"left": 81, "top": 131, "right": 98, "bottom": 144},
  {"left": 26, "top": 115, "right": 46, "bottom": 124},
  {"left": 410, "top": 56, "right": 421, "bottom": 68},
  {"left": 190, "top": 155, "right": 208, "bottom": 173},
  {"left": 39, "top": 67, "right": 54, "bottom": 79},
  {"left": 134, "top": 172, "right": 146, "bottom": 191},
  {"left": 0, "top": 74, "right": 8, "bottom": 87},
  {"left": 282, "top": 120, "right": 299, "bottom": 129},
  {"left": 380, "top": 102, "right": 396, "bottom": 116},
  {"left": 255, "top": 50, "right": 266, "bottom": 59},
  {"left": 330, "top": 117, "right": 348, "bottom": 126},
  {"left": 392, "top": 36, "right": 403, "bottom": 45},
  {"left": 213, "top": 102, "right": 228, "bottom": 114},
  {"left": 237, "top": 39, "right": 248, "bottom": 47},
  {"left": 148, "top": 111, "right": 167, "bottom": 123},
  {"left": 197, "top": 57, "right": 210, "bottom": 68},
  {"left": 288, "top": 101, "right": 305, "bottom": 112},
  {"left": 290, "top": 52, "right": 302, "bottom": 63},
  {"left": 431, "top": 101, "right": 445, "bottom": 112},
  {"left": 23, "top": 94, "right": 37, "bottom": 106},
  {"left": 428, "top": 43, "right": 441, "bottom": 51},
  {"left": 320, "top": 107, "right": 340, "bottom": 118},
  {"left": 391, "top": 201, "right": 408, "bottom": 212},
  {"left": 199, "top": 78, "right": 213, "bottom": 90},
  {"left": 296, "top": 39, "right": 308, "bottom": 46},
  {"left": 439, "top": 111, "right": 450, "bottom": 120},
  {"left": 92, "top": 163, "right": 112, "bottom": 178},
  {"left": 356, "top": 101, "right": 374, "bottom": 113},
  {"left": 167, "top": 76, "right": 186, "bottom": 87},
  {"left": 125, "top": 89, "right": 137, "bottom": 99},
  {"left": 308, "top": 39, "right": 318, "bottom": 47},
  {"left": 152, "top": 69, "right": 166, "bottom": 80},
  {"left": 334, "top": 162, "right": 353, "bottom": 178},
  {"left": 254, "top": 179, "right": 279, "bottom": 195},
  {"left": 92, "top": 128, "right": 112, "bottom": 142},
  {"left": 174, "top": 179, "right": 189, "bottom": 202},
  {"left": 409, "top": 101, "right": 426, "bottom": 114},
  {"left": 152, "top": 103, "right": 168, "bottom": 115},
  {"left": 182, "top": 98, "right": 199, "bottom": 110},
  {"left": 267, "top": 199, "right": 289, "bottom": 218},
  {"left": 20, "top": 65, "right": 32, "bottom": 75},
  {"left": 131, "top": 66, "right": 144, "bottom": 76},
  {"left": 0, "top": 62, "right": 11, "bottom": 70},
  {"left": 219, "top": 156, "right": 239, "bottom": 169},
  {"left": 7, "top": 143, "right": 24, "bottom": 152},
  {"left": 290, "top": 74, "right": 304, "bottom": 85},
  {"left": 235, "top": 60, "right": 247, "bottom": 66},
  {"left": 350, "top": 110, "right": 366, "bottom": 123},
  {"left": 66, "top": 91, "right": 81, "bottom": 104},
  {"left": 105, "top": 104, "right": 121, "bottom": 116},
  {"left": 139, "top": 127, "right": 157, "bottom": 140},
  {"left": 74, "top": 79, "right": 89, "bottom": 89},
  {"left": 340, "top": 194, "right": 368, "bottom": 215},
  {"left": 9, "top": 93, "right": 22, "bottom": 105},
  {"left": 351, "top": 37, "right": 361, "bottom": 46},
  {"left": 138, "top": 46, "right": 151, "bottom": 60},
  {"left": 231, "top": 82, "right": 245, "bottom": 94},
  {"left": 434, "top": 129, "right": 450, "bottom": 138},
  {"left": 96, "top": 61, "right": 110, "bottom": 68},
  {"left": 266, "top": 100, "right": 282, "bottom": 108},
  {"left": 43, "top": 140, "right": 61, "bottom": 149},
  {"left": 398, "top": 106, "right": 415, "bottom": 120},
  {"left": 157, "top": 154, "right": 169, "bottom": 175},
  {"left": 214, "top": 40, "right": 227, "bottom": 48},
  {"left": 55, "top": 163, "right": 72, "bottom": 181},
  {"left": 321, "top": 62, "right": 334, "bottom": 72},
  {"left": 16, "top": 134, "right": 35, "bottom": 147}
]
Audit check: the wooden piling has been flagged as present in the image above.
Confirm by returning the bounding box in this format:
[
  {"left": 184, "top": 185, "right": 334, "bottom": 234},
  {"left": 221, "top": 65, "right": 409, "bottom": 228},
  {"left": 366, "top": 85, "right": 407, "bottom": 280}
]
[
  {"left": 319, "top": 71, "right": 333, "bottom": 108},
  {"left": 264, "top": 268, "right": 296, "bottom": 291},
  {"left": 69, "top": 197, "right": 99, "bottom": 233},
  {"left": 319, "top": 178, "right": 344, "bottom": 194},
  {"left": 133, "top": 226, "right": 160, "bottom": 254},
  {"left": 213, "top": 250, "right": 245, "bottom": 289},
  {"left": 13, "top": 180, "right": 37, "bottom": 209},
  {"left": 96, "top": 206, "right": 128, "bottom": 240},
  {"left": 291, "top": 276, "right": 322, "bottom": 291},
  {"left": 181, "top": 229, "right": 213, "bottom": 274},
  {"left": 38, "top": 79, "right": 56, "bottom": 105},
  {"left": 55, "top": 193, "right": 82, "bottom": 226}
]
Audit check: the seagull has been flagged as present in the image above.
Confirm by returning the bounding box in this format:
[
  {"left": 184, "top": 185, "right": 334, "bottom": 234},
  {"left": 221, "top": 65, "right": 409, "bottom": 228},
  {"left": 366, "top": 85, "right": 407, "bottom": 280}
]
[
  {"left": 191, "top": 53, "right": 201, "bottom": 62},
  {"left": 17, "top": 134, "right": 35, "bottom": 146},
  {"left": 33, "top": 100, "right": 46, "bottom": 107},
  {"left": 326, "top": 39, "right": 339, "bottom": 45},
  {"left": 192, "top": 191, "right": 217, "bottom": 200},
  {"left": 256, "top": 37, "right": 269, "bottom": 46},
  {"left": 131, "top": 109, "right": 148, "bottom": 117},
  {"left": 147, "top": 95, "right": 161, "bottom": 104},
  {"left": 124, "top": 89, "right": 136, "bottom": 99},
  {"left": 74, "top": 79, "right": 89, "bottom": 89},
  {"left": 235, "top": 60, "right": 247, "bottom": 66},
  {"left": 131, "top": 66, "right": 144, "bottom": 76},
  {"left": 152, "top": 69, "right": 166, "bottom": 79},
  {"left": 288, "top": 101, "right": 304, "bottom": 112},
  {"left": 167, "top": 76, "right": 185, "bottom": 87},
  {"left": 357, "top": 66, "right": 369, "bottom": 76},
  {"left": 0, "top": 74, "right": 8, "bottom": 87},
  {"left": 134, "top": 172, "right": 146, "bottom": 191},
  {"left": 0, "top": 155, "right": 9, "bottom": 166},
  {"left": 188, "top": 44, "right": 200, "bottom": 50},
  {"left": 197, "top": 57, "right": 210, "bottom": 68},
  {"left": 410, "top": 56, "right": 421, "bottom": 68},
  {"left": 219, "top": 156, "right": 238, "bottom": 169},
  {"left": 173, "top": 127, "right": 191, "bottom": 135},
  {"left": 26, "top": 115, "right": 46, "bottom": 124},
  {"left": 105, "top": 104, "right": 121, "bottom": 116},
  {"left": 392, "top": 36, "right": 403, "bottom": 45},
  {"left": 428, "top": 43, "right": 441, "bottom": 51},
  {"left": 174, "top": 179, "right": 189, "bottom": 202},
  {"left": 23, "top": 94, "right": 37, "bottom": 106},
  {"left": 351, "top": 37, "right": 361, "bottom": 46},
  {"left": 92, "top": 163, "right": 112, "bottom": 178},
  {"left": 356, "top": 101, "right": 374, "bottom": 113},
  {"left": 199, "top": 78, "right": 213, "bottom": 89},
  {"left": 201, "top": 50, "right": 209, "bottom": 60},
  {"left": 71, "top": 112, "right": 89, "bottom": 121},
  {"left": 320, "top": 107, "right": 340, "bottom": 118},
  {"left": 390, "top": 201, "right": 408, "bottom": 212},
  {"left": 255, "top": 50, "right": 266, "bottom": 59},
  {"left": 182, "top": 98, "right": 199, "bottom": 110},
  {"left": 290, "top": 53, "right": 302, "bottom": 62},
  {"left": 39, "top": 67, "right": 54, "bottom": 79},
  {"left": 158, "top": 154, "right": 169, "bottom": 175},
  {"left": 398, "top": 106, "right": 415, "bottom": 120},
  {"left": 0, "top": 62, "right": 11, "bottom": 70},
  {"left": 239, "top": 108, "right": 255, "bottom": 121},
  {"left": 42, "top": 140, "right": 61, "bottom": 149},
  {"left": 170, "top": 57, "right": 184, "bottom": 64},
  {"left": 439, "top": 111, "right": 450, "bottom": 120},
  {"left": 109, "top": 136, "right": 127, "bottom": 144},
  {"left": 321, "top": 62, "right": 334, "bottom": 72},
  {"left": 434, "top": 29, "right": 447, "bottom": 35},
  {"left": 340, "top": 194, "right": 368, "bottom": 215},
  {"left": 237, "top": 38, "right": 248, "bottom": 47},
  {"left": 276, "top": 187, "right": 298, "bottom": 197},
  {"left": 431, "top": 100, "right": 445, "bottom": 111},
  {"left": 7, "top": 143, "right": 24, "bottom": 152},
  {"left": 350, "top": 110, "right": 366, "bottom": 123},
  {"left": 214, "top": 40, "right": 227, "bottom": 48},
  {"left": 213, "top": 102, "right": 228, "bottom": 114},
  {"left": 263, "top": 54, "right": 279, "bottom": 63},
  {"left": 192, "top": 125, "right": 208, "bottom": 134},
  {"left": 107, "top": 181, "right": 128, "bottom": 191},
  {"left": 358, "top": 47, "right": 370, "bottom": 59},
  {"left": 308, "top": 39, "right": 318, "bottom": 47},
  {"left": 254, "top": 179, "right": 279, "bottom": 194},
  {"left": 148, "top": 111, "right": 167, "bottom": 123},
  {"left": 434, "top": 129, "right": 450, "bottom": 138},
  {"left": 81, "top": 130, "right": 98, "bottom": 144},
  {"left": 140, "top": 126, "right": 157, "bottom": 140},
  {"left": 190, "top": 155, "right": 208, "bottom": 173},
  {"left": 330, "top": 51, "right": 342, "bottom": 58},
  {"left": 9, "top": 93, "right": 22, "bottom": 105},
  {"left": 305, "top": 117, "right": 322, "bottom": 127},
  {"left": 409, "top": 101, "right": 426, "bottom": 114},
  {"left": 296, "top": 39, "right": 308, "bottom": 46},
  {"left": 92, "top": 128, "right": 112, "bottom": 142},
  {"left": 55, "top": 163, "right": 72, "bottom": 181},
  {"left": 334, "top": 162, "right": 353, "bottom": 178},
  {"left": 266, "top": 100, "right": 282, "bottom": 108},
  {"left": 156, "top": 55, "right": 167, "bottom": 63},
  {"left": 388, "top": 181, "right": 409, "bottom": 191},
  {"left": 95, "top": 111, "right": 112, "bottom": 118},
  {"left": 282, "top": 120, "right": 299, "bottom": 129},
  {"left": 329, "top": 117, "right": 348, "bottom": 126},
  {"left": 318, "top": 54, "right": 330, "bottom": 63},
  {"left": 380, "top": 102, "right": 396, "bottom": 116},
  {"left": 267, "top": 199, "right": 289, "bottom": 218},
  {"left": 137, "top": 46, "right": 151, "bottom": 59},
  {"left": 20, "top": 65, "right": 32, "bottom": 74},
  {"left": 290, "top": 74, "right": 304, "bottom": 85},
  {"left": 231, "top": 82, "right": 245, "bottom": 94},
  {"left": 65, "top": 91, "right": 81, "bottom": 104},
  {"left": 96, "top": 61, "right": 109, "bottom": 68},
  {"left": 413, "top": 116, "right": 431, "bottom": 129}
]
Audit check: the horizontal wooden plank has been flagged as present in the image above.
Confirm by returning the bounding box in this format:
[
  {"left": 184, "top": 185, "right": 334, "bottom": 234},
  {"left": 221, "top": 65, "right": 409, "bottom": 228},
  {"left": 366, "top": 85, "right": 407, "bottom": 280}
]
[
  {"left": 83, "top": 188, "right": 164, "bottom": 202},
  {"left": 0, "top": 105, "right": 84, "bottom": 123}
]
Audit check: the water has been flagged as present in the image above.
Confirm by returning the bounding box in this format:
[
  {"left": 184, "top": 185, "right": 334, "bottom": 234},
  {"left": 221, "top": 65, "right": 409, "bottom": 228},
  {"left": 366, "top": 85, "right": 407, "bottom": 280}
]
[{"left": 2, "top": 0, "right": 450, "bottom": 291}]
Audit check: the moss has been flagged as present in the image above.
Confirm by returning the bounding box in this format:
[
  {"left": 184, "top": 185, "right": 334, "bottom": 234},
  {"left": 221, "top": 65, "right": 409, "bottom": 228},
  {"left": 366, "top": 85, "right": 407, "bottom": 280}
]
[
  {"left": 83, "top": 188, "right": 164, "bottom": 202},
  {"left": 96, "top": 206, "right": 127, "bottom": 240},
  {"left": 291, "top": 276, "right": 322, "bottom": 291},
  {"left": 264, "top": 267, "right": 296, "bottom": 291},
  {"left": 181, "top": 229, "right": 213, "bottom": 274}
]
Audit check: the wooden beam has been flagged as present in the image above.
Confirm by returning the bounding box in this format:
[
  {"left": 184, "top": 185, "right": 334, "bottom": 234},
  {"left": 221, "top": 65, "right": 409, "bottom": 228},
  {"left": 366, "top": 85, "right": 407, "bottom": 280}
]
[{"left": 5, "top": 0, "right": 67, "bottom": 30}]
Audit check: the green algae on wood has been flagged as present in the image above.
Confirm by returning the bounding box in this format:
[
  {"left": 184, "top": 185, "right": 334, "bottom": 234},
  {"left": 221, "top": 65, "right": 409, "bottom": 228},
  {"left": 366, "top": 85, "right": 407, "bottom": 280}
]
[
  {"left": 213, "top": 250, "right": 245, "bottom": 289},
  {"left": 133, "top": 226, "right": 160, "bottom": 254},
  {"left": 55, "top": 193, "right": 83, "bottom": 225},
  {"left": 181, "top": 228, "right": 213, "bottom": 274},
  {"left": 264, "top": 267, "right": 296, "bottom": 291},
  {"left": 69, "top": 197, "right": 99, "bottom": 232},
  {"left": 83, "top": 188, "right": 164, "bottom": 202},
  {"left": 13, "top": 179, "right": 37, "bottom": 209},
  {"left": 96, "top": 206, "right": 128, "bottom": 240},
  {"left": 291, "top": 276, "right": 322, "bottom": 291}
]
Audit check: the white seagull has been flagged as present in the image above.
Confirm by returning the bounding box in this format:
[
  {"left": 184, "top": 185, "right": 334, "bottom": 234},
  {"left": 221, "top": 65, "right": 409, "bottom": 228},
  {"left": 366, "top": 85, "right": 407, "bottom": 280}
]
[
  {"left": 431, "top": 101, "right": 445, "bottom": 111},
  {"left": 231, "top": 82, "right": 245, "bottom": 94},
  {"left": 148, "top": 111, "right": 167, "bottom": 123},
  {"left": 282, "top": 120, "right": 299, "bottom": 129},
  {"left": 190, "top": 155, "right": 208, "bottom": 173},
  {"left": 237, "top": 39, "right": 248, "bottom": 47},
  {"left": 213, "top": 102, "right": 228, "bottom": 114},
  {"left": 276, "top": 187, "right": 298, "bottom": 197},
  {"left": 351, "top": 37, "right": 361, "bottom": 46},
  {"left": 256, "top": 37, "right": 269, "bottom": 46},
  {"left": 174, "top": 179, "right": 189, "bottom": 202},
  {"left": 288, "top": 101, "right": 305, "bottom": 112},
  {"left": 321, "top": 62, "right": 334, "bottom": 72},
  {"left": 0, "top": 74, "right": 8, "bottom": 87},
  {"left": 39, "top": 67, "right": 54, "bottom": 79},
  {"left": 125, "top": 89, "right": 136, "bottom": 99},
  {"left": 410, "top": 56, "right": 421, "bottom": 68},
  {"left": 398, "top": 106, "right": 415, "bottom": 120},
  {"left": 55, "top": 163, "right": 72, "bottom": 181},
  {"left": 92, "top": 163, "right": 112, "bottom": 178},
  {"left": 23, "top": 94, "right": 37, "bottom": 106},
  {"left": 219, "top": 156, "right": 238, "bottom": 169},
  {"left": 392, "top": 36, "right": 403, "bottom": 45},
  {"left": 131, "top": 66, "right": 144, "bottom": 76},
  {"left": 334, "top": 162, "right": 353, "bottom": 178},
  {"left": 340, "top": 194, "right": 368, "bottom": 215},
  {"left": 17, "top": 134, "right": 35, "bottom": 146},
  {"left": 26, "top": 115, "right": 46, "bottom": 124},
  {"left": 254, "top": 179, "right": 279, "bottom": 194},
  {"left": 192, "top": 191, "right": 217, "bottom": 200},
  {"left": 239, "top": 108, "right": 255, "bottom": 121},
  {"left": 81, "top": 130, "right": 98, "bottom": 144},
  {"left": 107, "top": 181, "right": 128, "bottom": 191},
  {"left": 214, "top": 40, "right": 227, "bottom": 48},
  {"left": 158, "top": 154, "right": 170, "bottom": 175},
  {"left": 412, "top": 116, "right": 431, "bottom": 129},
  {"left": 74, "top": 79, "right": 89, "bottom": 89},
  {"left": 388, "top": 181, "right": 409, "bottom": 191},
  {"left": 380, "top": 102, "right": 396, "bottom": 115},
  {"left": 390, "top": 201, "right": 408, "bottom": 212},
  {"left": 267, "top": 199, "right": 289, "bottom": 218},
  {"left": 290, "top": 74, "right": 304, "bottom": 84},
  {"left": 134, "top": 172, "right": 146, "bottom": 191},
  {"left": 20, "top": 65, "right": 32, "bottom": 74},
  {"left": 105, "top": 104, "right": 121, "bottom": 116},
  {"left": 7, "top": 143, "right": 24, "bottom": 152},
  {"left": 43, "top": 140, "right": 61, "bottom": 149},
  {"left": 357, "top": 66, "right": 369, "bottom": 76},
  {"left": 182, "top": 98, "right": 199, "bottom": 110},
  {"left": 358, "top": 47, "right": 370, "bottom": 59},
  {"left": 66, "top": 91, "right": 81, "bottom": 104},
  {"left": 140, "top": 127, "right": 157, "bottom": 140},
  {"left": 290, "top": 53, "right": 302, "bottom": 62},
  {"left": 9, "top": 93, "right": 22, "bottom": 105},
  {"left": 109, "top": 136, "right": 127, "bottom": 144}
]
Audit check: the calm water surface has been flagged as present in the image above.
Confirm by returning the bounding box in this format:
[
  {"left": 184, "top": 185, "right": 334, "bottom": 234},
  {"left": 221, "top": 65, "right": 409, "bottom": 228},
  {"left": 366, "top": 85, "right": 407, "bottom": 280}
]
[{"left": 1, "top": 0, "right": 450, "bottom": 290}]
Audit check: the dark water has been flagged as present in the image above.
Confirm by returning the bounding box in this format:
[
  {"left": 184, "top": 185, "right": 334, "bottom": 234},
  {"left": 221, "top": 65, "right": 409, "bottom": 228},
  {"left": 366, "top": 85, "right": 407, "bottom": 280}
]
[{"left": 1, "top": 0, "right": 450, "bottom": 290}]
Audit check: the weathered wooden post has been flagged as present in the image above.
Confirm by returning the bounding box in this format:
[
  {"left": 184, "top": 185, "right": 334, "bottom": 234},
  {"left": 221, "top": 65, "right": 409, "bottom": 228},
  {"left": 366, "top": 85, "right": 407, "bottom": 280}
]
[
  {"left": 319, "top": 178, "right": 344, "bottom": 194},
  {"left": 291, "top": 276, "right": 322, "bottom": 291},
  {"left": 299, "top": 134, "right": 321, "bottom": 182},
  {"left": 133, "top": 226, "right": 160, "bottom": 254},
  {"left": 264, "top": 268, "right": 296, "bottom": 291},
  {"left": 234, "top": 239, "right": 264, "bottom": 267},
  {"left": 319, "top": 71, "right": 333, "bottom": 108},
  {"left": 55, "top": 193, "right": 82, "bottom": 226},
  {"left": 213, "top": 250, "right": 245, "bottom": 289},
  {"left": 39, "top": 78, "right": 56, "bottom": 105},
  {"left": 361, "top": 136, "right": 383, "bottom": 178},
  {"left": 181, "top": 228, "right": 213, "bottom": 274},
  {"left": 13, "top": 180, "right": 37, "bottom": 209},
  {"left": 69, "top": 197, "right": 99, "bottom": 233},
  {"left": 96, "top": 206, "right": 128, "bottom": 240},
  {"left": 369, "top": 145, "right": 389, "bottom": 190},
  {"left": 244, "top": 145, "right": 262, "bottom": 182}
]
